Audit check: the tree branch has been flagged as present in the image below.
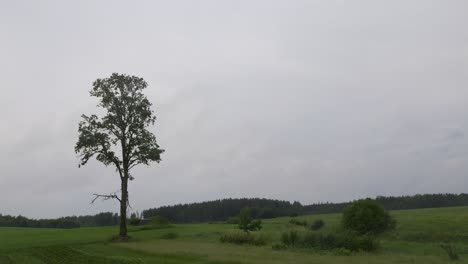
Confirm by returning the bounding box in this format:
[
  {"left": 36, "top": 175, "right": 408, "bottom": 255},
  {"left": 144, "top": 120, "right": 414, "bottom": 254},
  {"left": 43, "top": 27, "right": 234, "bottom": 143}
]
[
  {"left": 112, "top": 159, "right": 124, "bottom": 179},
  {"left": 91, "top": 192, "right": 121, "bottom": 204},
  {"left": 90, "top": 191, "right": 132, "bottom": 209}
]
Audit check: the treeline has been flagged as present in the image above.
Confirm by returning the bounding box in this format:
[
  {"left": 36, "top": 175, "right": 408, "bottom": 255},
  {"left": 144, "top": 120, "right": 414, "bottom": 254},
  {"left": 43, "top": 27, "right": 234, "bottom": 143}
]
[
  {"left": 4, "top": 193, "right": 468, "bottom": 227},
  {"left": 143, "top": 198, "right": 304, "bottom": 223},
  {"left": 0, "top": 212, "right": 119, "bottom": 229},
  {"left": 304, "top": 193, "right": 468, "bottom": 214},
  {"left": 143, "top": 193, "right": 468, "bottom": 223}
]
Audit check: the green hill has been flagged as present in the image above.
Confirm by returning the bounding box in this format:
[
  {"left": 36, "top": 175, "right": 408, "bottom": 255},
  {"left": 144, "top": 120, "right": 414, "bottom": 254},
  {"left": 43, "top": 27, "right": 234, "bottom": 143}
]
[{"left": 1, "top": 206, "right": 468, "bottom": 263}]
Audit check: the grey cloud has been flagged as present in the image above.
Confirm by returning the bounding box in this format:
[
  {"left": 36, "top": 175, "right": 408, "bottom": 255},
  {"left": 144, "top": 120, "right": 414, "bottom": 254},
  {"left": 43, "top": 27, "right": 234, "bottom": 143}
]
[{"left": 1, "top": 0, "right": 468, "bottom": 218}]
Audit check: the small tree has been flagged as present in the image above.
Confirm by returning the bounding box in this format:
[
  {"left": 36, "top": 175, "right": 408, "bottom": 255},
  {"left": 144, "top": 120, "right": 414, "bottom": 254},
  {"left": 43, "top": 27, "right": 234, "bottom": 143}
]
[
  {"left": 342, "top": 199, "right": 396, "bottom": 235},
  {"left": 129, "top": 211, "right": 141, "bottom": 226},
  {"left": 238, "top": 208, "right": 262, "bottom": 233},
  {"left": 75, "top": 73, "right": 164, "bottom": 238}
]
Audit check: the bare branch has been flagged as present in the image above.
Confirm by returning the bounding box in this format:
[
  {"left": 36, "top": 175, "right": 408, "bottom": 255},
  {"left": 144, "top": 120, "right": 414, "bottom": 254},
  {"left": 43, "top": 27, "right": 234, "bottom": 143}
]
[
  {"left": 91, "top": 191, "right": 121, "bottom": 204},
  {"left": 90, "top": 191, "right": 132, "bottom": 209}
]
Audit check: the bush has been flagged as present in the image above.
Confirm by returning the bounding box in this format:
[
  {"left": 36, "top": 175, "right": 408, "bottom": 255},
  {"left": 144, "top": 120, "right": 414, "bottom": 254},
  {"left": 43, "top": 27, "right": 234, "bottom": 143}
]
[
  {"left": 129, "top": 212, "right": 141, "bottom": 226},
  {"left": 133, "top": 216, "right": 171, "bottom": 231},
  {"left": 129, "top": 218, "right": 141, "bottom": 226},
  {"left": 226, "top": 216, "right": 239, "bottom": 224},
  {"left": 441, "top": 244, "right": 460, "bottom": 261},
  {"left": 280, "top": 230, "right": 300, "bottom": 246},
  {"left": 301, "top": 232, "right": 318, "bottom": 247},
  {"left": 281, "top": 230, "right": 379, "bottom": 252},
  {"left": 342, "top": 199, "right": 396, "bottom": 235},
  {"left": 333, "top": 247, "right": 352, "bottom": 256},
  {"left": 238, "top": 208, "right": 262, "bottom": 232},
  {"left": 289, "top": 218, "right": 308, "bottom": 227},
  {"left": 272, "top": 243, "right": 288, "bottom": 251},
  {"left": 316, "top": 233, "right": 339, "bottom": 249},
  {"left": 149, "top": 216, "right": 170, "bottom": 226},
  {"left": 336, "top": 231, "right": 379, "bottom": 252},
  {"left": 220, "top": 232, "right": 266, "bottom": 246},
  {"left": 310, "top": 219, "right": 325, "bottom": 231},
  {"left": 160, "top": 232, "right": 178, "bottom": 239}
]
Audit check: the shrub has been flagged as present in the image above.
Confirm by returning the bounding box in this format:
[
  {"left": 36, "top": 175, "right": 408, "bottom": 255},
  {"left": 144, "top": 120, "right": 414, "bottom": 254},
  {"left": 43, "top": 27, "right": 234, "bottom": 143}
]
[
  {"left": 301, "top": 232, "right": 318, "bottom": 247},
  {"left": 281, "top": 231, "right": 379, "bottom": 252},
  {"left": 220, "top": 232, "right": 266, "bottom": 246},
  {"left": 280, "top": 230, "right": 300, "bottom": 246},
  {"left": 333, "top": 247, "right": 352, "bottom": 256},
  {"left": 289, "top": 218, "right": 308, "bottom": 227},
  {"left": 272, "top": 243, "right": 288, "bottom": 251},
  {"left": 133, "top": 216, "right": 171, "bottom": 231},
  {"left": 342, "top": 199, "right": 396, "bottom": 235},
  {"left": 250, "top": 219, "right": 263, "bottom": 231},
  {"left": 129, "top": 212, "right": 141, "bottom": 226},
  {"left": 129, "top": 218, "right": 141, "bottom": 226},
  {"left": 149, "top": 216, "right": 170, "bottom": 227},
  {"left": 337, "top": 231, "right": 379, "bottom": 252},
  {"left": 318, "top": 233, "right": 339, "bottom": 249},
  {"left": 226, "top": 216, "right": 239, "bottom": 224},
  {"left": 238, "top": 208, "right": 262, "bottom": 232},
  {"left": 441, "top": 244, "right": 460, "bottom": 261},
  {"left": 160, "top": 232, "right": 178, "bottom": 239},
  {"left": 310, "top": 219, "right": 325, "bottom": 231}
]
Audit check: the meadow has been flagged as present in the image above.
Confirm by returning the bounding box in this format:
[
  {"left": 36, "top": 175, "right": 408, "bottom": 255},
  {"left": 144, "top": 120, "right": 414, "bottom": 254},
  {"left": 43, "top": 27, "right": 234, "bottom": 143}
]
[{"left": 1, "top": 206, "right": 468, "bottom": 263}]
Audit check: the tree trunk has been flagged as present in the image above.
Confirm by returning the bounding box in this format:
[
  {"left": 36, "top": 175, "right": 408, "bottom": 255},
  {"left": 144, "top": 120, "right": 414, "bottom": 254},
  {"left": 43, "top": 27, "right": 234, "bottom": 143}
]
[{"left": 119, "top": 177, "right": 128, "bottom": 237}]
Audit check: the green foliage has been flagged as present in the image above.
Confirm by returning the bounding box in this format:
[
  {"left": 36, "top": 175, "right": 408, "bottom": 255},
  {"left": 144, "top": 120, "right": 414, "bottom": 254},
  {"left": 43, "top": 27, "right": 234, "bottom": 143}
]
[
  {"left": 0, "top": 255, "right": 13, "bottom": 264},
  {"left": 289, "top": 218, "right": 308, "bottom": 227},
  {"left": 160, "top": 232, "right": 178, "bottom": 239},
  {"left": 129, "top": 218, "right": 140, "bottom": 226},
  {"left": 238, "top": 208, "right": 262, "bottom": 233},
  {"left": 335, "top": 231, "right": 379, "bottom": 252},
  {"left": 225, "top": 216, "right": 239, "bottom": 224},
  {"left": 300, "top": 232, "right": 338, "bottom": 250},
  {"left": 0, "top": 214, "right": 83, "bottom": 229},
  {"left": 281, "top": 230, "right": 300, "bottom": 246},
  {"left": 271, "top": 243, "right": 288, "bottom": 251},
  {"left": 281, "top": 230, "right": 379, "bottom": 252},
  {"left": 144, "top": 198, "right": 303, "bottom": 223},
  {"left": 440, "top": 244, "right": 460, "bottom": 261},
  {"left": 75, "top": 73, "right": 164, "bottom": 237},
  {"left": 129, "top": 212, "right": 141, "bottom": 226},
  {"left": 333, "top": 247, "right": 353, "bottom": 256},
  {"left": 219, "top": 232, "right": 266, "bottom": 246},
  {"left": 149, "top": 216, "right": 170, "bottom": 227},
  {"left": 75, "top": 73, "right": 164, "bottom": 170},
  {"left": 310, "top": 219, "right": 325, "bottom": 230},
  {"left": 342, "top": 199, "right": 396, "bottom": 235},
  {"left": 305, "top": 193, "right": 468, "bottom": 215}
]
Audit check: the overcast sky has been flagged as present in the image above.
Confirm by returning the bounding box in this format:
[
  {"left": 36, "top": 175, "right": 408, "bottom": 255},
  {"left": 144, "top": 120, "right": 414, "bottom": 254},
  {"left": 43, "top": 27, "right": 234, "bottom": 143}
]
[{"left": 1, "top": 1, "right": 467, "bottom": 218}]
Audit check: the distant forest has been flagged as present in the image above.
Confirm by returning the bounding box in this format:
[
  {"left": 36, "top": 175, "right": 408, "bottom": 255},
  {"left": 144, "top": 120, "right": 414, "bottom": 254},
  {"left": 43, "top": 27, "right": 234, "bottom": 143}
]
[
  {"left": 144, "top": 193, "right": 468, "bottom": 223},
  {"left": 0, "top": 212, "right": 118, "bottom": 229},
  {"left": 2, "top": 193, "right": 468, "bottom": 228},
  {"left": 304, "top": 193, "right": 468, "bottom": 214},
  {"left": 143, "top": 198, "right": 304, "bottom": 223}
]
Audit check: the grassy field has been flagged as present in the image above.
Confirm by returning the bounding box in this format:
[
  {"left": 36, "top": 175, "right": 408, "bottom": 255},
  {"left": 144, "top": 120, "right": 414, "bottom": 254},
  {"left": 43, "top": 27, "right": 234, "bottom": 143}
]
[{"left": 1, "top": 206, "right": 468, "bottom": 263}]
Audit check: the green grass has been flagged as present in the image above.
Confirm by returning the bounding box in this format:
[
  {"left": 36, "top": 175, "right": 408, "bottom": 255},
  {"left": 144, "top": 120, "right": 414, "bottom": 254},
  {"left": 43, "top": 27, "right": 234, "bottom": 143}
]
[{"left": 1, "top": 206, "right": 468, "bottom": 263}]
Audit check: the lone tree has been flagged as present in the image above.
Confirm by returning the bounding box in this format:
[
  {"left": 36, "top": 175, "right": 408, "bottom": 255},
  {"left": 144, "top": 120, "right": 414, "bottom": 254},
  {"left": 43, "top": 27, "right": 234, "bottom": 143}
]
[
  {"left": 75, "top": 73, "right": 164, "bottom": 238},
  {"left": 342, "top": 199, "right": 396, "bottom": 235},
  {"left": 238, "top": 208, "right": 262, "bottom": 233}
]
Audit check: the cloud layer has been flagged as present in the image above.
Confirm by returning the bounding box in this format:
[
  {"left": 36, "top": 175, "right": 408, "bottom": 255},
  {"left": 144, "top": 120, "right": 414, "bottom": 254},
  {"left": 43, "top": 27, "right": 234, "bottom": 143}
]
[{"left": 1, "top": 0, "right": 467, "bottom": 218}]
